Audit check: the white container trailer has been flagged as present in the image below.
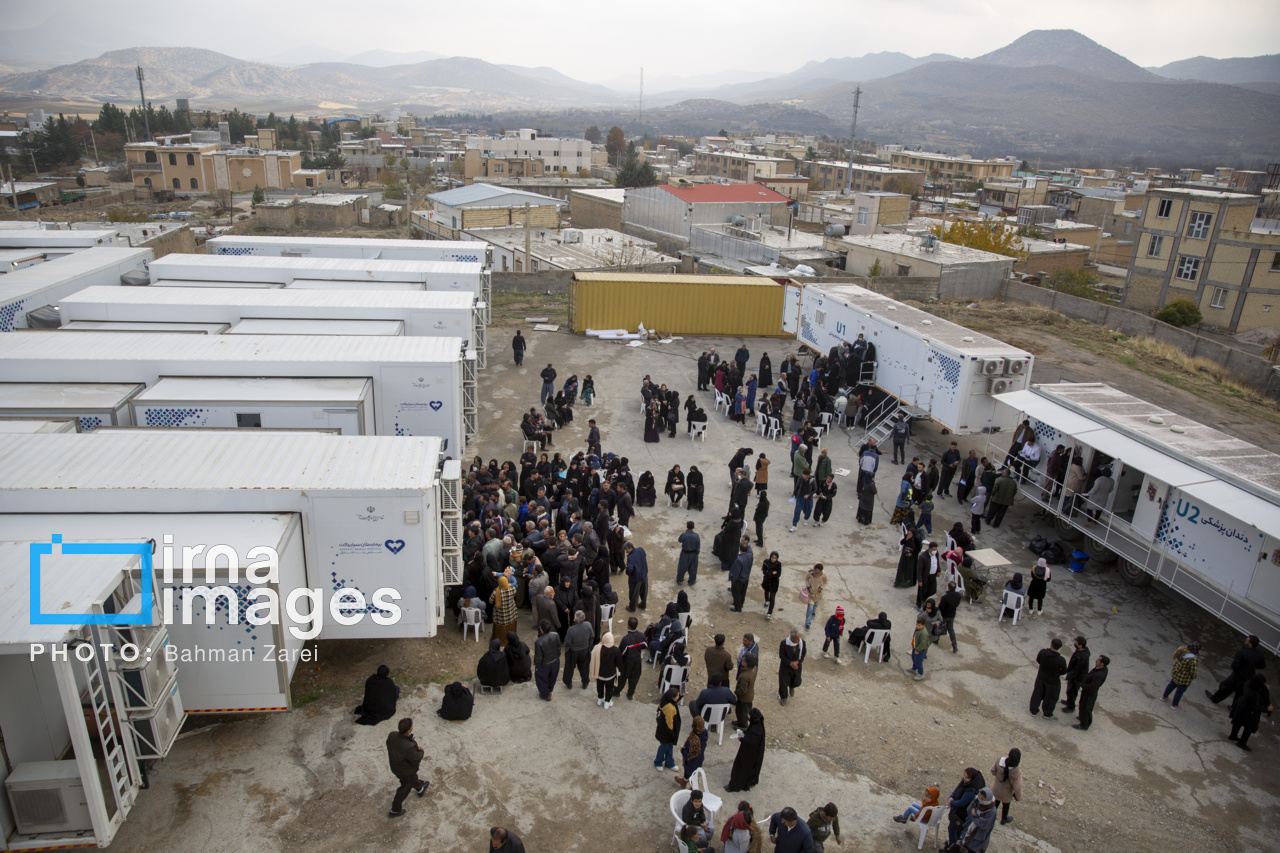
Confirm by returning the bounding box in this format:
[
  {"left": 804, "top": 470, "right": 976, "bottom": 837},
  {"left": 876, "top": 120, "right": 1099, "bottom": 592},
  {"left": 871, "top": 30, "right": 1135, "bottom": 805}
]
[
  {"left": 207, "top": 235, "right": 492, "bottom": 267},
  {"left": 0, "top": 230, "right": 119, "bottom": 249},
  {"left": 0, "top": 382, "right": 144, "bottom": 430},
  {"left": 226, "top": 318, "right": 404, "bottom": 336},
  {"left": 0, "top": 432, "right": 465, "bottom": 644},
  {"left": 130, "top": 377, "right": 374, "bottom": 434},
  {"left": 796, "top": 283, "right": 1034, "bottom": 434},
  {"left": 151, "top": 279, "right": 284, "bottom": 289},
  {"left": 0, "top": 249, "right": 47, "bottom": 274},
  {"left": 59, "top": 286, "right": 486, "bottom": 366},
  {"left": 992, "top": 382, "right": 1280, "bottom": 650},
  {"left": 0, "top": 247, "right": 152, "bottom": 332},
  {"left": 0, "top": 332, "right": 475, "bottom": 453},
  {"left": 61, "top": 320, "right": 231, "bottom": 334},
  {"left": 0, "top": 418, "right": 75, "bottom": 433},
  {"left": 287, "top": 279, "right": 425, "bottom": 292},
  {"left": 149, "top": 254, "right": 490, "bottom": 303},
  {"left": 0, "top": 512, "right": 306, "bottom": 713}
]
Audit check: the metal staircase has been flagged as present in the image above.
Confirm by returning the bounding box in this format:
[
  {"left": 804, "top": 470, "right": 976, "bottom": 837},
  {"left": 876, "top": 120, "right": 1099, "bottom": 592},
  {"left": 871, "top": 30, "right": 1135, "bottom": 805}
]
[
  {"left": 84, "top": 627, "right": 138, "bottom": 813},
  {"left": 861, "top": 386, "right": 932, "bottom": 443}
]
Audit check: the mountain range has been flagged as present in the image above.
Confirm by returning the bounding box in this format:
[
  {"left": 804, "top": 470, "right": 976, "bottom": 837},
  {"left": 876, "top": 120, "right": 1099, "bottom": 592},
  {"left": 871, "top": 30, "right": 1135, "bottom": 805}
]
[{"left": 2, "top": 31, "right": 1277, "bottom": 162}]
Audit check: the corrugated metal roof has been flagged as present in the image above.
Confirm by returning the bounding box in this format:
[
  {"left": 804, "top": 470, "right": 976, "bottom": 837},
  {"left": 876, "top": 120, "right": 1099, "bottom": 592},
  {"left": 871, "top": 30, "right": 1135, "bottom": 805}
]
[
  {"left": 152, "top": 255, "right": 480, "bottom": 279},
  {"left": 0, "top": 230, "right": 116, "bottom": 247},
  {"left": 62, "top": 285, "right": 475, "bottom": 311},
  {"left": 0, "top": 248, "right": 151, "bottom": 303},
  {"left": 0, "top": 331, "right": 464, "bottom": 365},
  {"left": 0, "top": 382, "right": 142, "bottom": 409},
  {"left": 572, "top": 273, "right": 775, "bottom": 286},
  {"left": 206, "top": 235, "right": 480, "bottom": 253},
  {"left": 135, "top": 376, "right": 370, "bottom": 403},
  {"left": 428, "top": 183, "right": 564, "bottom": 207},
  {"left": 0, "top": 433, "right": 440, "bottom": 491},
  {"left": 660, "top": 184, "right": 790, "bottom": 204},
  {"left": 0, "top": 542, "right": 137, "bottom": 648}
]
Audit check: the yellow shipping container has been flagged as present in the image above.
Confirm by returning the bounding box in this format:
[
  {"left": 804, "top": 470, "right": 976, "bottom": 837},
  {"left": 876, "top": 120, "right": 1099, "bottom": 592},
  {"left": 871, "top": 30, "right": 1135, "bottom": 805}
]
[{"left": 570, "top": 273, "right": 788, "bottom": 337}]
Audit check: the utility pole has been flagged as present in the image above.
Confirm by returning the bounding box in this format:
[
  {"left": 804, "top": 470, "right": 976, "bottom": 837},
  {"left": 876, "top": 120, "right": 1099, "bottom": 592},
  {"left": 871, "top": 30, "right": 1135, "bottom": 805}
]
[
  {"left": 523, "top": 202, "right": 531, "bottom": 272},
  {"left": 842, "top": 86, "right": 862, "bottom": 196},
  {"left": 136, "top": 66, "right": 151, "bottom": 141},
  {"left": 5, "top": 164, "right": 21, "bottom": 212},
  {"left": 88, "top": 126, "right": 99, "bottom": 162},
  {"left": 638, "top": 67, "right": 644, "bottom": 127}
]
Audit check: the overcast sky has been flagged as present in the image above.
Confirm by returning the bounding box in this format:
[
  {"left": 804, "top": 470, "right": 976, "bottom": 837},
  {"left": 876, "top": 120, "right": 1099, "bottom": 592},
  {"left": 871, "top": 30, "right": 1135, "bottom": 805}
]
[{"left": 3, "top": 0, "right": 1278, "bottom": 85}]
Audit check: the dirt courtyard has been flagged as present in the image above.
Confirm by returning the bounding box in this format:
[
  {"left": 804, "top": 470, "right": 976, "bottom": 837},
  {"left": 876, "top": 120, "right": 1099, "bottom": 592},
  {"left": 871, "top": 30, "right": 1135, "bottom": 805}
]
[{"left": 110, "top": 322, "right": 1280, "bottom": 853}]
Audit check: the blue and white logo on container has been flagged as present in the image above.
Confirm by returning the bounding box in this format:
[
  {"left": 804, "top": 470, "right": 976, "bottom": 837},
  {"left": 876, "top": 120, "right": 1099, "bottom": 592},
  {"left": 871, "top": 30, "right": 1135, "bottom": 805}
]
[{"left": 29, "top": 535, "right": 153, "bottom": 626}]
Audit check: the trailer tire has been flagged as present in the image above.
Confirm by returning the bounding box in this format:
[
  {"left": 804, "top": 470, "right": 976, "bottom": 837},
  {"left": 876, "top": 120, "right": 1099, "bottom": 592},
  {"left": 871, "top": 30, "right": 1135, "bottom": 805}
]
[
  {"left": 1088, "top": 542, "right": 1119, "bottom": 565},
  {"left": 1118, "top": 558, "right": 1152, "bottom": 587},
  {"left": 1054, "top": 516, "right": 1084, "bottom": 541}
]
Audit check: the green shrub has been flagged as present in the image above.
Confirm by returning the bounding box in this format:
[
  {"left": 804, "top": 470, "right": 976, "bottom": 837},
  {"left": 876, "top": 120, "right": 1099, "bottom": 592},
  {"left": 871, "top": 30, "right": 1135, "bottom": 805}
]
[{"left": 1155, "top": 299, "right": 1202, "bottom": 328}]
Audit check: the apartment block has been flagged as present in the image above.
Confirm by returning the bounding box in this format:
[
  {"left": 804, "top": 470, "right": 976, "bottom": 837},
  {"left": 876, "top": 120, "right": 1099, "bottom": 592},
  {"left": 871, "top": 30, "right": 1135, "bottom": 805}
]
[
  {"left": 692, "top": 151, "right": 795, "bottom": 182},
  {"left": 125, "top": 134, "right": 302, "bottom": 195},
  {"left": 463, "top": 149, "right": 546, "bottom": 181},
  {"left": 887, "top": 151, "right": 1015, "bottom": 183},
  {"left": 806, "top": 161, "right": 923, "bottom": 195},
  {"left": 464, "top": 130, "right": 597, "bottom": 174},
  {"left": 1123, "top": 188, "right": 1280, "bottom": 333}
]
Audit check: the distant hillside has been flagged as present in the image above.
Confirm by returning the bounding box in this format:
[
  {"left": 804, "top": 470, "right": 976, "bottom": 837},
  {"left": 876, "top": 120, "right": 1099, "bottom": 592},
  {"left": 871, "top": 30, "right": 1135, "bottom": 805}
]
[
  {"left": 344, "top": 49, "right": 445, "bottom": 67},
  {"left": 1148, "top": 54, "right": 1280, "bottom": 85},
  {"left": 973, "top": 29, "right": 1160, "bottom": 82},
  {"left": 476, "top": 99, "right": 844, "bottom": 139}
]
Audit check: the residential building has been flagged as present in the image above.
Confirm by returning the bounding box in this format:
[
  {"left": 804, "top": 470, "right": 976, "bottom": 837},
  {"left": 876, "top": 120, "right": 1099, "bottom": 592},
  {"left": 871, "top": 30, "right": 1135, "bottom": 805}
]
[
  {"left": 125, "top": 134, "right": 302, "bottom": 196},
  {"left": 797, "top": 192, "right": 910, "bottom": 236},
  {"left": 1016, "top": 238, "right": 1091, "bottom": 276},
  {"left": 623, "top": 183, "right": 792, "bottom": 253},
  {"left": 411, "top": 184, "right": 564, "bottom": 241},
  {"left": 570, "top": 188, "right": 625, "bottom": 232},
  {"left": 464, "top": 130, "right": 598, "bottom": 175},
  {"left": 689, "top": 221, "right": 833, "bottom": 275},
  {"left": 692, "top": 150, "right": 795, "bottom": 182},
  {"left": 806, "top": 161, "right": 923, "bottom": 195},
  {"left": 1123, "top": 187, "right": 1280, "bottom": 332},
  {"left": 756, "top": 176, "right": 810, "bottom": 202},
  {"left": 980, "top": 177, "right": 1049, "bottom": 215},
  {"left": 824, "top": 232, "right": 1014, "bottom": 298},
  {"left": 254, "top": 194, "right": 370, "bottom": 230},
  {"left": 887, "top": 151, "right": 1016, "bottom": 183},
  {"left": 463, "top": 226, "right": 676, "bottom": 274},
  {"left": 471, "top": 176, "right": 613, "bottom": 203},
  {"left": 1047, "top": 186, "right": 1140, "bottom": 228},
  {"left": 463, "top": 149, "right": 546, "bottom": 181},
  {"left": 1, "top": 181, "right": 58, "bottom": 210}
]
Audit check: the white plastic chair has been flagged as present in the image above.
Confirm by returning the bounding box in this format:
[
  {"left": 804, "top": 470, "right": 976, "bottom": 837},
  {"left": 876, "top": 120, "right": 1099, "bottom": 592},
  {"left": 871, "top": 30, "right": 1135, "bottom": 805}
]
[
  {"left": 767, "top": 417, "right": 782, "bottom": 441},
  {"left": 678, "top": 612, "right": 693, "bottom": 633},
  {"left": 690, "top": 423, "right": 707, "bottom": 442},
  {"left": 945, "top": 560, "right": 966, "bottom": 598},
  {"left": 911, "top": 803, "right": 944, "bottom": 850},
  {"left": 999, "top": 590, "right": 1025, "bottom": 624},
  {"left": 819, "top": 411, "right": 834, "bottom": 430},
  {"left": 461, "top": 607, "right": 483, "bottom": 641},
  {"left": 686, "top": 768, "right": 721, "bottom": 815},
  {"left": 522, "top": 437, "right": 538, "bottom": 454},
  {"left": 661, "top": 664, "right": 689, "bottom": 701},
  {"left": 945, "top": 534, "right": 957, "bottom": 553},
  {"left": 861, "top": 628, "right": 888, "bottom": 663},
  {"left": 700, "top": 702, "right": 733, "bottom": 745},
  {"left": 812, "top": 425, "right": 826, "bottom": 443},
  {"left": 756, "top": 412, "right": 768, "bottom": 436},
  {"left": 599, "top": 602, "right": 615, "bottom": 636}
]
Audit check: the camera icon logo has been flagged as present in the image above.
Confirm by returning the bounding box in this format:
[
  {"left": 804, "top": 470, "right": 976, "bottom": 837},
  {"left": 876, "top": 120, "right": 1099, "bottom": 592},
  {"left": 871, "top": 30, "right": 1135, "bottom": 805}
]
[{"left": 29, "top": 535, "right": 154, "bottom": 626}]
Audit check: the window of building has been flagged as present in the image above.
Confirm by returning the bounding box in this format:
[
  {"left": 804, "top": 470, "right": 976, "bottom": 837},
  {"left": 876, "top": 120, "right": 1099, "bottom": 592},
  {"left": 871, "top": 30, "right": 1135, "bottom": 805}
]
[
  {"left": 1210, "top": 287, "right": 1227, "bottom": 309},
  {"left": 168, "top": 152, "right": 177, "bottom": 166},
  {"left": 144, "top": 150, "right": 157, "bottom": 163},
  {"left": 143, "top": 177, "right": 151, "bottom": 187},
  {"left": 1175, "top": 255, "right": 1201, "bottom": 282},
  {"left": 190, "top": 178, "right": 198, "bottom": 189},
  {"left": 305, "top": 178, "right": 314, "bottom": 188},
  {"left": 1156, "top": 198, "right": 1173, "bottom": 218},
  {"left": 1146, "top": 235, "right": 1163, "bottom": 257},
  {"left": 857, "top": 207, "right": 869, "bottom": 225},
  {"left": 896, "top": 264, "right": 911, "bottom": 277},
  {"left": 172, "top": 177, "right": 181, "bottom": 189},
  {"left": 1124, "top": 222, "right": 1131, "bottom": 235},
  {"left": 186, "top": 153, "right": 195, "bottom": 166},
  {"left": 1186, "top": 211, "right": 1212, "bottom": 239},
  {"left": 1272, "top": 252, "right": 1280, "bottom": 272}
]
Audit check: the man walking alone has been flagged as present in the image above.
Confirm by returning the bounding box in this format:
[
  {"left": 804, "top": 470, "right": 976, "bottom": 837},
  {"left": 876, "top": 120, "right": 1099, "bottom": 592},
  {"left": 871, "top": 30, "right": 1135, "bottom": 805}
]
[{"left": 385, "top": 717, "right": 429, "bottom": 818}]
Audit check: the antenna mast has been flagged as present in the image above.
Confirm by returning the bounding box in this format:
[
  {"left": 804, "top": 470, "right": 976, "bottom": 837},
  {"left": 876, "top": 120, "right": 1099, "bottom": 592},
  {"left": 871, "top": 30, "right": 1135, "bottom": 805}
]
[
  {"left": 638, "top": 67, "right": 644, "bottom": 126},
  {"left": 842, "top": 86, "right": 861, "bottom": 195},
  {"left": 136, "top": 66, "right": 151, "bottom": 141}
]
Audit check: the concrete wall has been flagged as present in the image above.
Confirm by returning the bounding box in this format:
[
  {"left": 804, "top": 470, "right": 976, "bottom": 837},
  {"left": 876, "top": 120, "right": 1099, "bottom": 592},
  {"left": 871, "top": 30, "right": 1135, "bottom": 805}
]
[
  {"left": 492, "top": 269, "right": 574, "bottom": 294},
  {"left": 1001, "top": 279, "right": 1280, "bottom": 398},
  {"left": 570, "top": 192, "right": 622, "bottom": 231}
]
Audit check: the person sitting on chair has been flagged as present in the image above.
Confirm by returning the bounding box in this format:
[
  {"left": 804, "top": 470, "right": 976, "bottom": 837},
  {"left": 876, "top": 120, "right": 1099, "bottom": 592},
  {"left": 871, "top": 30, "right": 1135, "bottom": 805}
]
[
  {"left": 848, "top": 612, "right": 892, "bottom": 661},
  {"left": 666, "top": 465, "right": 687, "bottom": 506},
  {"left": 353, "top": 665, "right": 399, "bottom": 725},
  {"left": 690, "top": 671, "right": 737, "bottom": 719}
]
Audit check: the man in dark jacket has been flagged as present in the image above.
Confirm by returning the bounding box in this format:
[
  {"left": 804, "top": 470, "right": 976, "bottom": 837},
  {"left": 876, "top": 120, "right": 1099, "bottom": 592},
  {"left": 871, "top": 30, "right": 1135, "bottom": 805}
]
[
  {"left": 539, "top": 363, "right": 557, "bottom": 405},
  {"left": 1206, "top": 634, "right": 1266, "bottom": 706},
  {"left": 614, "top": 482, "right": 635, "bottom": 529},
  {"left": 489, "top": 827, "right": 526, "bottom": 852},
  {"left": 704, "top": 633, "right": 735, "bottom": 685},
  {"left": 939, "top": 442, "right": 960, "bottom": 497},
  {"left": 956, "top": 450, "right": 979, "bottom": 504},
  {"left": 987, "top": 468, "right": 1019, "bottom": 528},
  {"left": 729, "top": 469, "right": 752, "bottom": 520},
  {"left": 691, "top": 671, "right": 737, "bottom": 719},
  {"left": 385, "top": 718, "right": 428, "bottom": 818},
  {"left": 624, "top": 542, "right": 648, "bottom": 611},
  {"left": 533, "top": 618, "right": 562, "bottom": 700},
  {"left": 511, "top": 330, "right": 526, "bottom": 365},
  {"left": 768, "top": 807, "right": 815, "bottom": 853},
  {"left": 1029, "top": 638, "right": 1068, "bottom": 718},
  {"left": 1074, "top": 655, "right": 1110, "bottom": 730},
  {"left": 1061, "top": 636, "right": 1091, "bottom": 713},
  {"left": 728, "top": 541, "right": 754, "bottom": 612},
  {"left": 778, "top": 630, "right": 806, "bottom": 705},
  {"left": 563, "top": 611, "right": 593, "bottom": 689},
  {"left": 618, "top": 616, "right": 648, "bottom": 701},
  {"left": 697, "top": 352, "right": 710, "bottom": 390},
  {"left": 938, "top": 581, "right": 963, "bottom": 653}
]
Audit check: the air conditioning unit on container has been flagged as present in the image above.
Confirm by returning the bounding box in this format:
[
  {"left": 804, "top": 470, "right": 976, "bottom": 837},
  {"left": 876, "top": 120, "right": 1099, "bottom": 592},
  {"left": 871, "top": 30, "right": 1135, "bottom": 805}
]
[
  {"left": 128, "top": 675, "right": 185, "bottom": 760},
  {"left": 990, "top": 378, "right": 1012, "bottom": 394},
  {"left": 117, "top": 631, "right": 179, "bottom": 710},
  {"left": 981, "top": 358, "right": 1004, "bottom": 375},
  {"left": 5, "top": 761, "right": 93, "bottom": 835}
]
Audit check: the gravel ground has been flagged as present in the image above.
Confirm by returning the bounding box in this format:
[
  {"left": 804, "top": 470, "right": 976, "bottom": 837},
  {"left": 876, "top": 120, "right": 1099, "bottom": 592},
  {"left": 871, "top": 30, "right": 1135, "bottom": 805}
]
[{"left": 110, "top": 324, "right": 1279, "bottom": 853}]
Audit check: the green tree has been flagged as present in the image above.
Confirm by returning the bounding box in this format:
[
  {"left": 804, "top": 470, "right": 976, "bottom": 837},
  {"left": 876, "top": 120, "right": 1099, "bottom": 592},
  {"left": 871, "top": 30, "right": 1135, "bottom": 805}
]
[
  {"left": 94, "top": 103, "right": 128, "bottom": 135},
  {"left": 805, "top": 145, "right": 819, "bottom": 161},
  {"left": 605, "top": 126, "right": 626, "bottom": 166},
  {"left": 615, "top": 151, "right": 658, "bottom": 188},
  {"left": 930, "top": 219, "right": 1027, "bottom": 262},
  {"left": 583, "top": 125, "right": 602, "bottom": 144},
  {"left": 868, "top": 258, "right": 883, "bottom": 277},
  {"left": 1019, "top": 160, "right": 1030, "bottom": 172},
  {"left": 1155, "top": 299, "right": 1203, "bottom": 328},
  {"left": 251, "top": 185, "right": 265, "bottom": 205}
]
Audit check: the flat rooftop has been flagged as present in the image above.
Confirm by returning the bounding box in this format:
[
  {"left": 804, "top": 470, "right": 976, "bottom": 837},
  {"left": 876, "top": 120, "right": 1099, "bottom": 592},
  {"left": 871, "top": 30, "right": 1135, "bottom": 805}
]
[
  {"left": 465, "top": 227, "right": 677, "bottom": 270},
  {"left": 837, "top": 232, "right": 1014, "bottom": 265}
]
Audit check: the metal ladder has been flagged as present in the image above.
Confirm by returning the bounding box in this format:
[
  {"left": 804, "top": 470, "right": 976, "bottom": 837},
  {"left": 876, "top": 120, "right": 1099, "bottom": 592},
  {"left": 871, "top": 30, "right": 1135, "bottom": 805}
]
[
  {"left": 84, "top": 626, "right": 137, "bottom": 813},
  {"left": 862, "top": 398, "right": 902, "bottom": 444}
]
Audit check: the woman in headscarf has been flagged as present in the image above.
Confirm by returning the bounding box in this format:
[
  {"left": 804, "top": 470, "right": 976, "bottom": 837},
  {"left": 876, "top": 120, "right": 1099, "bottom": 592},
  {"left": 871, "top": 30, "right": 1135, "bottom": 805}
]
[
  {"left": 759, "top": 352, "right": 773, "bottom": 388},
  {"left": 760, "top": 552, "right": 781, "bottom": 619},
  {"left": 675, "top": 715, "right": 708, "bottom": 789},
  {"left": 637, "top": 471, "right": 657, "bottom": 507},
  {"left": 675, "top": 589, "right": 692, "bottom": 614},
  {"left": 1228, "top": 673, "right": 1272, "bottom": 752},
  {"left": 655, "top": 687, "right": 683, "bottom": 771},
  {"left": 950, "top": 522, "right": 975, "bottom": 553},
  {"left": 353, "top": 665, "right": 399, "bottom": 725},
  {"left": 476, "top": 639, "right": 511, "bottom": 688},
  {"left": 945, "top": 767, "right": 986, "bottom": 848},
  {"left": 686, "top": 466, "right": 705, "bottom": 511},
  {"left": 856, "top": 477, "right": 877, "bottom": 525},
  {"left": 990, "top": 747, "right": 1023, "bottom": 825},
  {"left": 895, "top": 527, "right": 921, "bottom": 588},
  {"left": 504, "top": 631, "right": 532, "bottom": 684},
  {"left": 1026, "top": 558, "right": 1051, "bottom": 617},
  {"left": 562, "top": 374, "right": 579, "bottom": 406},
  {"left": 721, "top": 801, "right": 762, "bottom": 853},
  {"left": 665, "top": 465, "right": 686, "bottom": 506},
  {"left": 488, "top": 575, "right": 518, "bottom": 645},
  {"left": 578, "top": 583, "right": 598, "bottom": 641},
  {"left": 745, "top": 374, "right": 758, "bottom": 417},
  {"left": 644, "top": 400, "right": 662, "bottom": 444},
  {"left": 891, "top": 474, "right": 913, "bottom": 526},
  {"left": 457, "top": 585, "right": 487, "bottom": 626},
  {"left": 725, "top": 708, "right": 765, "bottom": 792},
  {"left": 581, "top": 374, "right": 595, "bottom": 406},
  {"left": 848, "top": 611, "right": 893, "bottom": 660},
  {"left": 893, "top": 785, "right": 941, "bottom": 826},
  {"left": 1002, "top": 573, "right": 1025, "bottom": 619},
  {"left": 589, "top": 631, "right": 621, "bottom": 708}
]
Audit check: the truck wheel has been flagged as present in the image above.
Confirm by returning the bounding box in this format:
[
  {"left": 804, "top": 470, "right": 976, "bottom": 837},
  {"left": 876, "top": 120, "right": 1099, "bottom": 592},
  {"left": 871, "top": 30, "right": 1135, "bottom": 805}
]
[
  {"left": 1118, "top": 558, "right": 1152, "bottom": 587},
  {"left": 1054, "top": 516, "right": 1083, "bottom": 541},
  {"left": 1089, "top": 542, "right": 1118, "bottom": 565}
]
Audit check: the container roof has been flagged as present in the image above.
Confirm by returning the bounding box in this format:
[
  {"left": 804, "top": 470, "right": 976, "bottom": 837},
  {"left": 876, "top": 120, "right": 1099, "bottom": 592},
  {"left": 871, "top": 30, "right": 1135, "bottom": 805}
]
[
  {"left": 0, "top": 248, "right": 151, "bottom": 304},
  {"left": 0, "top": 382, "right": 143, "bottom": 409},
  {"left": 0, "top": 541, "right": 139, "bottom": 649},
  {"left": 226, "top": 318, "right": 403, "bottom": 336},
  {"left": 208, "top": 236, "right": 479, "bottom": 251},
  {"left": 0, "top": 433, "right": 441, "bottom": 492},
  {"left": 659, "top": 184, "right": 790, "bottom": 204},
  {"left": 135, "top": 376, "right": 371, "bottom": 403},
  {"left": 62, "top": 284, "right": 476, "bottom": 311}
]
